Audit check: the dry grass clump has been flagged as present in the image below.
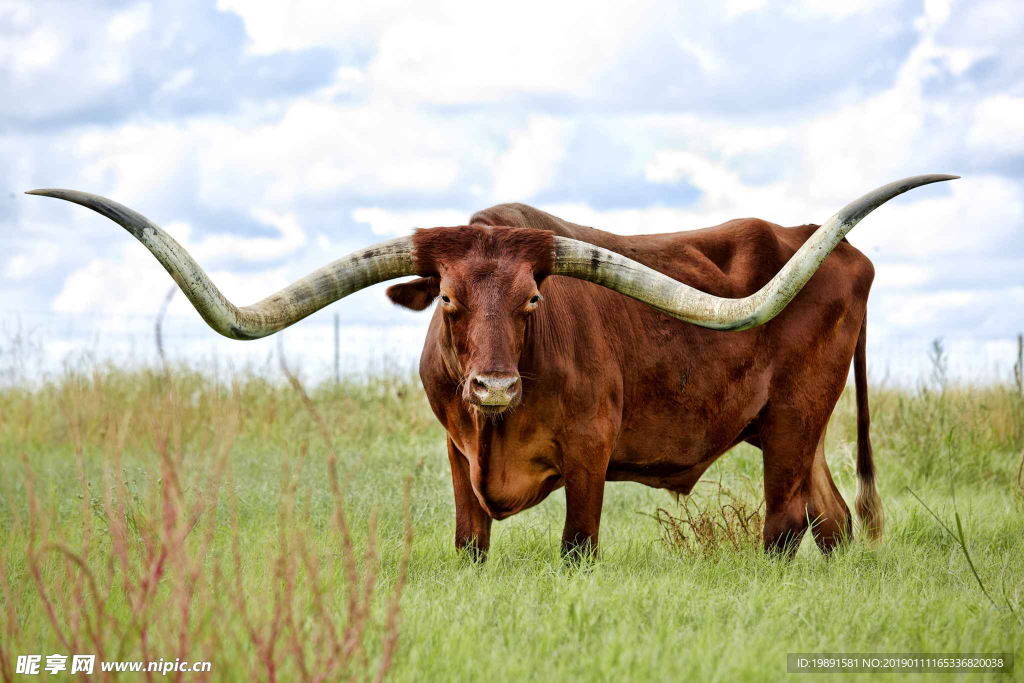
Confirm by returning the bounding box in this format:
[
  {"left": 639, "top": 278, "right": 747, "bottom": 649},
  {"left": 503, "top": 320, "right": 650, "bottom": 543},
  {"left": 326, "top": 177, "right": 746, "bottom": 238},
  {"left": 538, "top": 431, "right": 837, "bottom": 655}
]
[{"left": 650, "top": 479, "right": 765, "bottom": 560}]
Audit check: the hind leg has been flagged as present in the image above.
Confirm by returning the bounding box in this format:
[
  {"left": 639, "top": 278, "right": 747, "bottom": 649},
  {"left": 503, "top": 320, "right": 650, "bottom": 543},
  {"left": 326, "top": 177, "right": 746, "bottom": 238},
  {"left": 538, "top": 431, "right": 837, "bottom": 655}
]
[
  {"left": 806, "top": 431, "right": 853, "bottom": 554},
  {"left": 760, "top": 409, "right": 852, "bottom": 558}
]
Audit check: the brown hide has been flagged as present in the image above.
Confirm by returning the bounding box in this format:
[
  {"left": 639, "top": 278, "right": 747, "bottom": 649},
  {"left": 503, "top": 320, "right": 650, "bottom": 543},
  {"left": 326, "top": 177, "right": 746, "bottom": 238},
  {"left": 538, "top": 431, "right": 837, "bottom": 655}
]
[{"left": 392, "top": 203, "right": 875, "bottom": 558}]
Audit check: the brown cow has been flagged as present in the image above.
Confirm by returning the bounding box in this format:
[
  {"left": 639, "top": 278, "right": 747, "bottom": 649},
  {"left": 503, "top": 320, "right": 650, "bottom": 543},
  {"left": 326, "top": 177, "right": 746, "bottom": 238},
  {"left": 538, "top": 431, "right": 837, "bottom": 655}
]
[
  {"left": 29, "top": 175, "right": 955, "bottom": 559},
  {"left": 391, "top": 208, "right": 879, "bottom": 560}
]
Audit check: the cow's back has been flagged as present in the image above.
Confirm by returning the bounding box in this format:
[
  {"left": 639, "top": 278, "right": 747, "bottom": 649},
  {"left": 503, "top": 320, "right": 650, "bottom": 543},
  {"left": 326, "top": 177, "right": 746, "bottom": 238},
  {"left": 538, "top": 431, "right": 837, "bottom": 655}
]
[{"left": 470, "top": 202, "right": 873, "bottom": 302}]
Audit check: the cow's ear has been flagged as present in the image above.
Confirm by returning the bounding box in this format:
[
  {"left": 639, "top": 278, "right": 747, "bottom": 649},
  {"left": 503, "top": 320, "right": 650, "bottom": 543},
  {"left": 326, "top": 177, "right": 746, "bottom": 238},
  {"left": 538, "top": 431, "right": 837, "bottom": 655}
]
[{"left": 386, "top": 277, "right": 440, "bottom": 311}]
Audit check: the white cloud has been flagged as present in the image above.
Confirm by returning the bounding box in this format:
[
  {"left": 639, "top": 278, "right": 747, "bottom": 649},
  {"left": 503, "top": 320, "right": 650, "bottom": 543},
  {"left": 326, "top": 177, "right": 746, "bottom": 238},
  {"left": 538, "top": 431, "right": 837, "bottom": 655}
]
[
  {"left": 642, "top": 149, "right": 817, "bottom": 226},
  {"left": 724, "top": 0, "right": 767, "bottom": 19},
  {"left": 107, "top": 2, "right": 152, "bottom": 43},
  {"left": 173, "top": 209, "right": 308, "bottom": 264},
  {"left": 366, "top": 12, "right": 618, "bottom": 104},
  {"left": 194, "top": 99, "right": 468, "bottom": 210},
  {"left": 875, "top": 287, "right": 1024, "bottom": 333},
  {"left": 352, "top": 207, "right": 469, "bottom": 237},
  {"left": 790, "top": 0, "right": 887, "bottom": 20},
  {"left": 60, "top": 98, "right": 472, "bottom": 216},
  {"left": 214, "top": 0, "right": 405, "bottom": 56},
  {"left": 727, "top": 0, "right": 885, "bottom": 21},
  {"left": 916, "top": 0, "right": 953, "bottom": 30},
  {"left": 157, "top": 68, "right": 195, "bottom": 96},
  {"left": 74, "top": 123, "right": 193, "bottom": 210},
  {"left": 2, "top": 245, "right": 61, "bottom": 281},
  {"left": 871, "top": 263, "right": 932, "bottom": 290},
  {"left": 676, "top": 38, "right": 723, "bottom": 75},
  {"left": 220, "top": 0, "right": 657, "bottom": 104},
  {"left": 0, "top": 25, "right": 63, "bottom": 79},
  {"left": 316, "top": 66, "right": 366, "bottom": 98},
  {"left": 492, "top": 117, "right": 575, "bottom": 202},
  {"left": 968, "top": 95, "right": 1024, "bottom": 157}
]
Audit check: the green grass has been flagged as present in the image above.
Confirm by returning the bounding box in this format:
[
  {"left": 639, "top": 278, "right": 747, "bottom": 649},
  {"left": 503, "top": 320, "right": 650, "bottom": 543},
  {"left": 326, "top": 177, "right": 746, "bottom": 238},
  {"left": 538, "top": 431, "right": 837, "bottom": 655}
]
[{"left": 1, "top": 364, "right": 1022, "bottom": 681}]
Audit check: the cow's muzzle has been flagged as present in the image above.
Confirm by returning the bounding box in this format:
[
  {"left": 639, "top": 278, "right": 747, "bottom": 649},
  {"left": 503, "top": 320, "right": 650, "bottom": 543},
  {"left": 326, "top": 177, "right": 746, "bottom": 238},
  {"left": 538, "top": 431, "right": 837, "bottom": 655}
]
[{"left": 466, "top": 372, "right": 520, "bottom": 412}]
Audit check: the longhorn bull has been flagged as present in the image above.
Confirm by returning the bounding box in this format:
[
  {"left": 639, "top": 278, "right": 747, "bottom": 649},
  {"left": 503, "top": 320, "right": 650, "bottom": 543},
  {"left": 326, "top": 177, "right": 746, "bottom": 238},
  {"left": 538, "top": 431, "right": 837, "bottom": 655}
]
[{"left": 29, "top": 174, "right": 956, "bottom": 558}]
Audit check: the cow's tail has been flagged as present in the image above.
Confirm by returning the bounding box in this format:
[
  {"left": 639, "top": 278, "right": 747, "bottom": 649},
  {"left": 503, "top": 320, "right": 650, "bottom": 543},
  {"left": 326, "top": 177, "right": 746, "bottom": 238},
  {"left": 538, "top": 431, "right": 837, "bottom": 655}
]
[{"left": 853, "top": 317, "right": 883, "bottom": 543}]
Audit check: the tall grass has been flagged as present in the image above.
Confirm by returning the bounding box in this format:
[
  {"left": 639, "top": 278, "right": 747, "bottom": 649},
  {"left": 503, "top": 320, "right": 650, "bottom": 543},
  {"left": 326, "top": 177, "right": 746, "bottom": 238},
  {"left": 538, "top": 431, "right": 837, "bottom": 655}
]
[
  {"left": 1, "top": 358, "right": 1022, "bottom": 681},
  {"left": 0, "top": 366, "right": 413, "bottom": 682}
]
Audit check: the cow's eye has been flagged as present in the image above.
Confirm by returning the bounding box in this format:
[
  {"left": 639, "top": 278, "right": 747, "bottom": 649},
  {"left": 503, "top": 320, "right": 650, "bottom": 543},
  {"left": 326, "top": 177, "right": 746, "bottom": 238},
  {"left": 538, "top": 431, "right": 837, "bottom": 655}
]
[
  {"left": 441, "top": 294, "right": 451, "bottom": 304},
  {"left": 529, "top": 295, "right": 540, "bottom": 305}
]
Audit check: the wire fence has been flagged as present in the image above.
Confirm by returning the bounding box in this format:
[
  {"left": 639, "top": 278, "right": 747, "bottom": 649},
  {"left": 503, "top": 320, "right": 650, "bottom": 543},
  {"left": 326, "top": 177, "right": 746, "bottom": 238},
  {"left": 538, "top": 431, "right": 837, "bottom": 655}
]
[{"left": 2, "top": 309, "right": 1022, "bottom": 389}]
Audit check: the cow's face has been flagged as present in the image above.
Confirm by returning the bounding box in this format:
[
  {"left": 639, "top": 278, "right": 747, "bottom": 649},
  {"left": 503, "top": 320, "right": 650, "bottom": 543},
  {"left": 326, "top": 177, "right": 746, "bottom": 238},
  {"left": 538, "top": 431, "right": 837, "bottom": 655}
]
[{"left": 386, "top": 226, "right": 554, "bottom": 415}]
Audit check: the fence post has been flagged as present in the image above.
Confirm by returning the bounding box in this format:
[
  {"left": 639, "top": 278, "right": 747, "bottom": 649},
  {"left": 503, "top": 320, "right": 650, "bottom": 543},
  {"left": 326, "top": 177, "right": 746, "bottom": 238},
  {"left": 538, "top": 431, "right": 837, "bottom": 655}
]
[
  {"left": 1014, "top": 333, "right": 1023, "bottom": 394},
  {"left": 334, "top": 312, "right": 340, "bottom": 384},
  {"left": 154, "top": 285, "right": 176, "bottom": 374}
]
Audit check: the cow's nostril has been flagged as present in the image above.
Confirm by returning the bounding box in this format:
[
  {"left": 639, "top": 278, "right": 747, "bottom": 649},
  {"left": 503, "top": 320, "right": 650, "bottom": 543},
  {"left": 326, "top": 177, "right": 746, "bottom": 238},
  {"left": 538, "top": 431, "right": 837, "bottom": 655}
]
[{"left": 470, "top": 374, "right": 519, "bottom": 401}]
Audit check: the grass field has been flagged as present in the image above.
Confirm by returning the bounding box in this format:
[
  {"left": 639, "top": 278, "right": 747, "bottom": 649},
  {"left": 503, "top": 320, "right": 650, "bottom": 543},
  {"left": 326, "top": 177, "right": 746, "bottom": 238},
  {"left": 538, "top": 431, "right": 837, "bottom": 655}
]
[{"left": 1, "top": 362, "right": 1022, "bottom": 681}]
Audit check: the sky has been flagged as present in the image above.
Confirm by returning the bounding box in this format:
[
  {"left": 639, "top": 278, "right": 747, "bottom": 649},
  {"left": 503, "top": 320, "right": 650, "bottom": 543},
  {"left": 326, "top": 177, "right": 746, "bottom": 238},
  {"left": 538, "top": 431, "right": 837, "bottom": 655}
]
[{"left": 1, "top": 0, "right": 1022, "bottom": 381}]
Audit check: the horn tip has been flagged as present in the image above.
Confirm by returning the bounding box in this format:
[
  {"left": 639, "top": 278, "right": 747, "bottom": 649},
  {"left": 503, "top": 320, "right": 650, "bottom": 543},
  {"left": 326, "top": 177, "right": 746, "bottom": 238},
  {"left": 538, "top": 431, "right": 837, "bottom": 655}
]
[
  {"left": 901, "top": 174, "right": 959, "bottom": 191},
  {"left": 25, "top": 188, "right": 72, "bottom": 198},
  {"left": 913, "top": 174, "right": 959, "bottom": 185}
]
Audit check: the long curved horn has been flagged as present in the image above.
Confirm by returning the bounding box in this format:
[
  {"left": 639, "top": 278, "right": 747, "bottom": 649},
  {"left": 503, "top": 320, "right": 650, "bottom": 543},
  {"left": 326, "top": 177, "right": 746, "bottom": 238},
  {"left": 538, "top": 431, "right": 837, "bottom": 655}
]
[
  {"left": 551, "top": 174, "right": 958, "bottom": 331},
  {"left": 26, "top": 189, "right": 417, "bottom": 339}
]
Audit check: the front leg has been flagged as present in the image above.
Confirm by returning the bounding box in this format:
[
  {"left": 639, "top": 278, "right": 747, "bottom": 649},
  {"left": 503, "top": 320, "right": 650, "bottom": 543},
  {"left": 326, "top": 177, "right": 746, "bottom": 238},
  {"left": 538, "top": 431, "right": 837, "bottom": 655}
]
[
  {"left": 560, "top": 460, "right": 608, "bottom": 560},
  {"left": 447, "top": 437, "right": 492, "bottom": 561}
]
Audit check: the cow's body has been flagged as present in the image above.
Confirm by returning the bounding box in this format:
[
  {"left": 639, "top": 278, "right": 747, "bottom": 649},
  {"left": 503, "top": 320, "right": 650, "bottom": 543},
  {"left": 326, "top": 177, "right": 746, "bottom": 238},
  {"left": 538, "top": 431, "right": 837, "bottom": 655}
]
[{"left": 417, "top": 203, "right": 875, "bottom": 557}]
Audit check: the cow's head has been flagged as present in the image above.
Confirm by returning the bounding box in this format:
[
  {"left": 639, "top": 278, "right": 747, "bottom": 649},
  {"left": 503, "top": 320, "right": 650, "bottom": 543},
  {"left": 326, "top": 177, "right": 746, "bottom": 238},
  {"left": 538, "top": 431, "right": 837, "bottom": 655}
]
[{"left": 386, "top": 227, "right": 555, "bottom": 414}]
